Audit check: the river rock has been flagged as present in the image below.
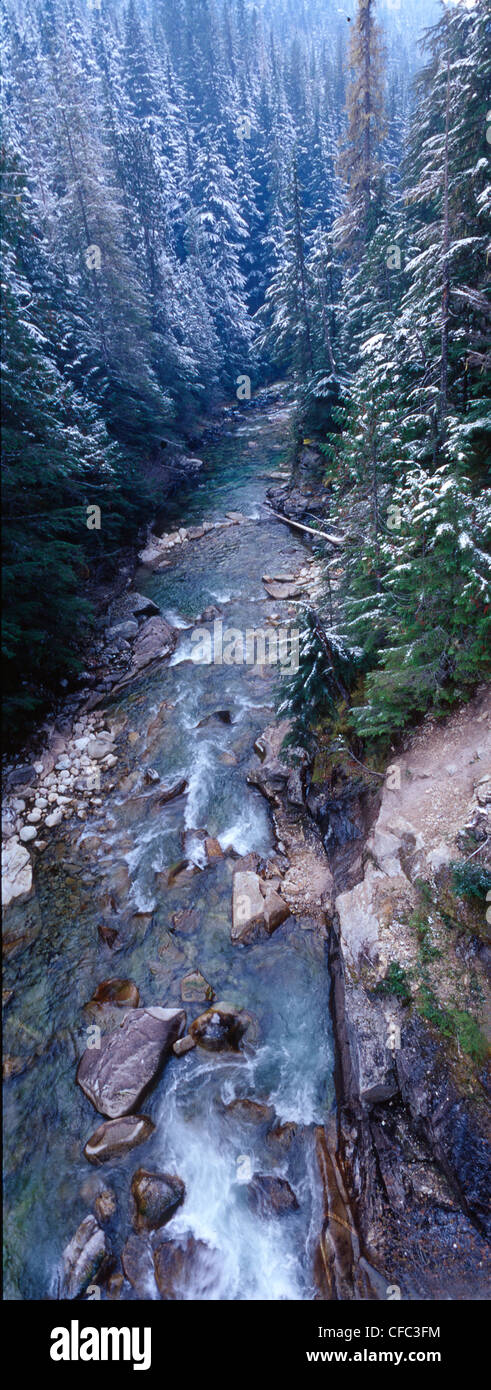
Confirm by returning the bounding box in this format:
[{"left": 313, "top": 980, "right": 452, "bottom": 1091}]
[
  {"left": 154, "top": 1234, "right": 217, "bottom": 1299},
  {"left": 262, "top": 579, "right": 305, "bottom": 600},
  {"left": 232, "top": 871, "right": 265, "bottom": 943},
  {"left": 87, "top": 732, "right": 115, "bottom": 759},
  {"left": 180, "top": 970, "right": 214, "bottom": 1003},
  {"left": 76, "top": 1006, "right": 186, "bottom": 1117},
  {"left": 247, "top": 1175, "right": 299, "bottom": 1218},
  {"left": 84, "top": 1115, "right": 155, "bottom": 1165},
  {"left": 9, "top": 763, "right": 37, "bottom": 788},
  {"left": 205, "top": 837, "right": 223, "bottom": 860},
  {"left": 172, "top": 908, "right": 199, "bottom": 935},
  {"left": 189, "top": 1001, "right": 250, "bottom": 1051},
  {"left": 262, "top": 889, "right": 290, "bottom": 934},
  {"left": 129, "top": 592, "right": 160, "bottom": 619},
  {"left": 249, "top": 721, "right": 293, "bottom": 802},
  {"left": 122, "top": 1233, "right": 155, "bottom": 1296},
  {"left": 91, "top": 979, "right": 140, "bottom": 1008},
  {"left": 266, "top": 1122, "right": 298, "bottom": 1151},
  {"left": 173, "top": 1033, "right": 197, "bottom": 1056},
  {"left": 132, "top": 616, "right": 177, "bottom": 671},
  {"left": 18, "top": 825, "right": 37, "bottom": 843},
  {"left": 157, "top": 777, "right": 188, "bottom": 805},
  {"left": 61, "top": 1214, "right": 109, "bottom": 1298},
  {"left": 1, "top": 837, "right": 33, "bottom": 909},
  {"left": 131, "top": 1168, "right": 185, "bottom": 1232},
  {"left": 107, "top": 620, "right": 138, "bottom": 642},
  {"left": 94, "top": 1187, "right": 117, "bottom": 1223},
  {"left": 97, "top": 924, "right": 120, "bottom": 949},
  {"left": 225, "top": 1098, "right": 275, "bottom": 1125}
]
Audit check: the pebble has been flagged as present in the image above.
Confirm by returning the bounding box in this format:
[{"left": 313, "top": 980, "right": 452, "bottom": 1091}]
[{"left": 19, "top": 825, "right": 37, "bottom": 842}]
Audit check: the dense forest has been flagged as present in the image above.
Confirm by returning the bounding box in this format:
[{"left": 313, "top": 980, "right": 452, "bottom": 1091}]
[{"left": 1, "top": 0, "right": 490, "bottom": 747}]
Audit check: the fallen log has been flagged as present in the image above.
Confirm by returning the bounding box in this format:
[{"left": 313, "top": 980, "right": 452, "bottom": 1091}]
[{"left": 268, "top": 509, "right": 346, "bottom": 546}]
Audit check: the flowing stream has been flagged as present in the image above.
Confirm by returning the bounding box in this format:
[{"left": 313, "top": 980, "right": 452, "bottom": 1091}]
[{"left": 4, "top": 397, "right": 336, "bottom": 1300}]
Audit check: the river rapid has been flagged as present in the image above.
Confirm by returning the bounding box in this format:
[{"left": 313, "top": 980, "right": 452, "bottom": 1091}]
[{"left": 4, "top": 397, "right": 336, "bottom": 1301}]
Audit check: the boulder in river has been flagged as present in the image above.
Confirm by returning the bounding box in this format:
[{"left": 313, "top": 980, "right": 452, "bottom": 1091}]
[
  {"left": 157, "top": 778, "right": 188, "bottom": 806},
  {"left": 180, "top": 970, "right": 214, "bottom": 1003},
  {"left": 189, "top": 1001, "right": 250, "bottom": 1052},
  {"left": 128, "top": 592, "right": 160, "bottom": 619},
  {"left": 76, "top": 1006, "right": 186, "bottom": 1118},
  {"left": 154, "top": 1233, "right": 218, "bottom": 1299},
  {"left": 132, "top": 616, "right": 177, "bottom": 672},
  {"left": 94, "top": 1188, "right": 117, "bottom": 1223},
  {"left": 232, "top": 870, "right": 265, "bottom": 943},
  {"left": 173, "top": 1033, "right": 196, "bottom": 1056},
  {"left": 247, "top": 1174, "right": 299, "bottom": 1218},
  {"left": 91, "top": 978, "right": 140, "bottom": 1008},
  {"left": 205, "top": 837, "right": 223, "bottom": 860},
  {"left": 84, "top": 1115, "right": 155, "bottom": 1165},
  {"left": 131, "top": 1168, "right": 185, "bottom": 1232},
  {"left": 261, "top": 888, "right": 290, "bottom": 935},
  {"left": 224, "top": 1098, "right": 275, "bottom": 1125},
  {"left": 97, "top": 924, "right": 120, "bottom": 949},
  {"left": 61, "top": 1214, "right": 110, "bottom": 1298},
  {"left": 122, "top": 1232, "right": 155, "bottom": 1297},
  {"left": 2, "top": 836, "right": 33, "bottom": 909}
]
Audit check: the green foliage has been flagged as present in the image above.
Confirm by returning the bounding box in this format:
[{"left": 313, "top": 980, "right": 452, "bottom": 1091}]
[
  {"left": 409, "top": 911, "right": 441, "bottom": 963},
  {"left": 417, "top": 984, "right": 487, "bottom": 1065},
  {"left": 451, "top": 861, "right": 491, "bottom": 903},
  {"left": 374, "top": 960, "right": 412, "bottom": 1005},
  {"left": 276, "top": 608, "right": 361, "bottom": 753}
]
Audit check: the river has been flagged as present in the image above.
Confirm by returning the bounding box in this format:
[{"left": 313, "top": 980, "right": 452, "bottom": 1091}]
[{"left": 3, "top": 396, "right": 336, "bottom": 1301}]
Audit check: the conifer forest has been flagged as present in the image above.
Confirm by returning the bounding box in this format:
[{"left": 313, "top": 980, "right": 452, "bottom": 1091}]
[{"left": 1, "top": 0, "right": 491, "bottom": 1333}]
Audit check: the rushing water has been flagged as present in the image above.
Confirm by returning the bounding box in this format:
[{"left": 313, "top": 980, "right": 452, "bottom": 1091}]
[{"left": 3, "top": 397, "right": 335, "bottom": 1301}]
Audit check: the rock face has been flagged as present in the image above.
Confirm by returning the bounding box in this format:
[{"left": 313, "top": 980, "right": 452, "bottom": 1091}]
[
  {"left": 2, "top": 837, "right": 33, "bottom": 909},
  {"left": 247, "top": 1175, "right": 299, "bottom": 1218},
  {"left": 395, "top": 1016, "right": 491, "bottom": 1238},
  {"left": 84, "top": 1115, "right": 155, "bottom": 1165},
  {"left": 336, "top": 865, "right": 385, "bottom": 968},
  {"left": 131, "top": 616, "right": 177, "bottom": 672},
  {"left": 76, "top": 1006, "right": 186, "bottom": 1118},
  {"left": 131, "top": 1168, "right": 185, "bottom": 1232},
  {"left": 61, "top": 1214, "right": 109, "bottom": 1298},
  {"left": 189, "top": 1002, "right": 250, "bottom": 1051},
  {"left": 154, "top": 1234, "right": 217, "bottom": 1299}
]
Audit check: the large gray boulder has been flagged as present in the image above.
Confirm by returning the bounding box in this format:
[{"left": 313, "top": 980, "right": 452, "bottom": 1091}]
[
  {"left": 2, "top": 836, "right": 32, "bottom": 909},
  {"left": 77, "top": 1006, "right": 186, "bottom": 1118},
  {"left": 232, "top": 871, "right": 265, "bottom": 943},
  {"left": 132, "top": 616, "right": 176, "bottom": 672}
]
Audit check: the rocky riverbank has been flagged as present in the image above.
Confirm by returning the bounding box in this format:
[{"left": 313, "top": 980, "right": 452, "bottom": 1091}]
[
  {"left": 262, "top": 459, "right": 491, "bottom": 1300},
  {"left": 3, "top": 404, "right": 489, "bottom": 1302}
]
